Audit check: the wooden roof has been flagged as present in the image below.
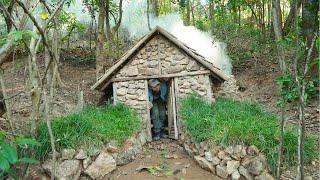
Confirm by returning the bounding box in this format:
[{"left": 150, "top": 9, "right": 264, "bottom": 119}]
[{"left": 91, "top": 26, "right": 230, "bottom": 91}]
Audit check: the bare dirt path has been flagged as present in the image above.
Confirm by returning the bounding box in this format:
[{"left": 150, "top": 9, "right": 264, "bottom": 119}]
[{"left": 110, "top": 139, "right": 221, "bottom": 180}]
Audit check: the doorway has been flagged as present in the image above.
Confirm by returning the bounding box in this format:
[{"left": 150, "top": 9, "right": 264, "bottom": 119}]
[{"left": 148, "top": 78, "right": 178, "bottom": 140}]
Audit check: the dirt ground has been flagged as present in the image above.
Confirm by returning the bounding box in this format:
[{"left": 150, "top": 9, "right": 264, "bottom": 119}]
[{"left": 109, "top": 139, "right": 221, "bottom": 180}]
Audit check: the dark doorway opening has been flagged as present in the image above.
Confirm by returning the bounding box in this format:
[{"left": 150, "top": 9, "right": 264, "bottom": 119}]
[{"left": 148, "top": 78, "right": 178, "bottom": 140}]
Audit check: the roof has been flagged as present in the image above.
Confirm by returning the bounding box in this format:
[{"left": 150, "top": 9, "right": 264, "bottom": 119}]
[{"left": 91, "top": 26, "right": 230, "bottom": 91}]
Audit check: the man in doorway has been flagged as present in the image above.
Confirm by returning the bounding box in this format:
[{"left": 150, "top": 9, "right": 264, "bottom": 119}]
[{"left": 148, "top": 78, "right": 167, "bottom": 141}]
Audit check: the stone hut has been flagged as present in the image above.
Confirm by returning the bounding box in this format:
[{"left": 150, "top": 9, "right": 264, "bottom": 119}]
[{"left": 91, "top": 26, "right": 229, "bottom": 141}]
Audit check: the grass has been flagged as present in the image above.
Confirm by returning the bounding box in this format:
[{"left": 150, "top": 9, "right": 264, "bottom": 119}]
[
  {"left": 180, "top": 95, "right": 318, "bottom": 173},
  {"left": 36, "top": 103, "right": 142, "bottom": 160}
]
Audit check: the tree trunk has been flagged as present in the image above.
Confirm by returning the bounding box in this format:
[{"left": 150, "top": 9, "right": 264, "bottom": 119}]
[
  {"left": 283, "top": 0, "right": 302, "bottom": 36},
  {"left": 96, "top": 0, "right": 107, "bottom": 79},
  {"left": 185, "top": 0, "right": 190, "bottom": 25},
  {"left": 0, "top": 70, "right": 14, "bottom": 132},
  {"left": 29, "top": 26, "right": 41, "bottom": 137},
  {"left": 147, "top": 0, "right": 152, "bottom": 30},
  {"left": 209, "top": 0, "right": 215, "bottom": 33},
  {"left": 302, "top": 0, "right": 319, "bottom": 59},
  {"left": 271, "top": 0, "right": 283, "bottom": 40}
]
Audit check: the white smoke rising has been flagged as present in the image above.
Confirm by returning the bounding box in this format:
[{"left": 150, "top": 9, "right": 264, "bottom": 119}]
[{"left": 121, "top": 0, "right": 232, "bottom": 75}]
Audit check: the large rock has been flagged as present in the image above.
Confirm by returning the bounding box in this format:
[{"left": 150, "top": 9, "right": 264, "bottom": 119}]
[
  {"left": 56, "top": 160, "right": 81, "bottom": 180},
  {"left": 83, "top": 157, "right": 92, "bottom": 169},
  {"left": 116, "top": 146, "right": 136, "bottom": 166},
  {"left": 61, "top": 149, "right": 76, "bottom": 160},
  {"left": 239, "top": 166, "right": 253, "bottom": 180},
  {"left": 227, "top": 160, "right": 240, "bottom": 174},
  {"left": 43, "top": 160, "right": 81, "bottom": 180},
  {"left": 194, "top": 156, "right": 215, "bottom": 173},
  {"left": 242, "top": 155, "right": 267, "bottom": 175},
  {"left": 216, "top": 165, "right": 229, "bottom": 179},
  {"left": 85, "top": 152, "right": 116, "bottom": 179},
  {"left": 231, "top": 170, "right": 241, "bottom": 180}
]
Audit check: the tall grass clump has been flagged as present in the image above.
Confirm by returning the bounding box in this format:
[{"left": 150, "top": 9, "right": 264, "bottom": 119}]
[
  {"left": 180, "top": 95, "right": 318, "bottom": 172},
  {"left": 36, "top": 104, "right": 141, "bottom": 160}
]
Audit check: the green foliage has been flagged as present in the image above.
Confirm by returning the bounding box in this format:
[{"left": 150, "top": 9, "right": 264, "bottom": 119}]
[
  {"left": 0, "top": 135, "right": 40, "bottom": 179},
  {"left": 180, "top": 95, "right": 318, "bottom": 173},
  {"left": 36, "top": 104, "right": 142, "bottom": 160},
  {"left": 275, "top": 74, "right": 318, "bottom": 105},
  {"left": 7, "top": 30, "right": 39, "bottom": 45}
]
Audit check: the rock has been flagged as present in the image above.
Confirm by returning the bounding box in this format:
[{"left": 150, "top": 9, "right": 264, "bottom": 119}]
[
  {"left": 212, "top": 156, "right": 221, "bottom": 165},
  {"left": 61, "top": 149, "right": 76, "bottom": 160},
  {"left": 183, "top": 143, "right": 194, "bottom": 156},
  {"left": 137, "top": 132, "right": 147, "bottom": 145},
  {"left": 75, "top": 149, "right": 87, "bottom": 160},
  {"left": 117, "top": 88, "right": 127, "bottom": 96},
  {"left": 231, "top": 145, "right": 244, "bottom": 160},
  {"left": 106, "top": 141, "right": 118, "bottom": 153},
  {"left": 225, "top": 146, "right": 234, "bottom": 155},
  {"left": 56, "top": 160, "right": 81, "bottom": 180},
  {"left": 239, "top": 166, "right": 253, "bottom": 180},
  {"left": 243, "top": 155, "right": 267, "bottom": 175},
  {"left": 126, "top": 66, "right": 138, "bottom": 77},
  {"left": 305, "top": 176, "right": 313, "bottom": 180},
  {"left": 255, "top": 171, "right": 274, "bottom": 180},
  {"left": 232, "top": 170, "right": 241, "bottom": 180},
  {"left": 216, "top": 165, "right": 229, "bottom": 179},
  {"left": 194, "top": 156, "right": 215, "bottom": 173},
  {"left": 247, "top": 145, "right": 259, "bottom": 156},
  {"left": 85, "top": 152, "right": 116, "bottom": 179},
  {"left": 227, "top": 160, "right": 240, "bottom": 174},
  {"left": 204, "top": 151, "right": 213, "bottom": 162},
  {"left": 116, "top": 147, "right": 136, "bottom": 166},
  {"left": 218, "top": 150, "right": 231, "bottom": 160},
  {"left": 83, "top": 157, "right": 92, "bottom": 169}
]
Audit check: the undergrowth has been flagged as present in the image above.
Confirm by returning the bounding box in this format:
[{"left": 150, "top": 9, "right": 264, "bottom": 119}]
[
  {"left": 36, "top": 104, "right": 141, "bottom": 160},
  {"left": 180, "top": 95, "right": 318, "bottom": 173}
]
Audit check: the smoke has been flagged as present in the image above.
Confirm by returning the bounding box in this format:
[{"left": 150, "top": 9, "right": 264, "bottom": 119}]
[{"left": 121, "top": 0, "right": 232, "bottom": 75}]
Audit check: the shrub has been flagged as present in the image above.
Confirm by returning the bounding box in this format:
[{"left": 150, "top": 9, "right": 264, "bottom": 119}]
[
  {"left": 36, "top": 104, "right": 142, "bottom": 160},
  {"left": 180, "top": 95, "right": 318, "bottom": 173}
]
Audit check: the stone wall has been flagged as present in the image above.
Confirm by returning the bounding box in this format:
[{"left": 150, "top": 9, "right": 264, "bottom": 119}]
[
  {"left": 180, "top": 132, "right": 274, "bottom": 180},
  {"left": 42, "top": 132, "right": 148, "bottom": 180},
  {"left": 115, "top": 35, "right": 206, "bottom": 78},
  {"left": 175, "top": 74, "right": 212, "bottom": 101},
  {"left": 113, "top": 80, "right": 148, "bottom": 124}
]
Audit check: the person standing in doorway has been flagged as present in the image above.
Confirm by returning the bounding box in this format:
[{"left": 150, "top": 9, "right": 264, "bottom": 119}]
[{"left": 148, "top": 79, "right": 167, "bottom": 141}]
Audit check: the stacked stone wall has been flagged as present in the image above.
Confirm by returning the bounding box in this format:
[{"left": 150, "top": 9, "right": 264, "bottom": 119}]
[
  {"left": 114, "top": 80, "right": 148, "bottom": 125},
  {"left": 115, "top": 35, "right": 206, "bottom": 78},
  {"left": 175, "top": 75, "right": 211, "bottom": 99}
]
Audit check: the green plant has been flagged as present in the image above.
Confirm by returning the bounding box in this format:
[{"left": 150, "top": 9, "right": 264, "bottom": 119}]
[
  {"left": 36, "top": 103, "right": 142, "bottom": 160},
  {"left": 0, "top": 134, "right": 40, "bottom": 179},
  {"left": 180, "top": 95, "right": 318, "bottom": 174},
  {"left": 275, "top": 74, "right": 318, "bottom": 105}
]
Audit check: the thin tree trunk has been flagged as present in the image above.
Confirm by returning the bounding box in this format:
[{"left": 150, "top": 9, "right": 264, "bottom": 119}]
[
  {"left": 0, "top": 70, "right": 14, "bottom": 132},
  {"left": 276, "top": 101, "right": 286, "bottom": 179},
  {"left": 186, "top": 0, "right": 190, "bottom": 25},
  {"left": 29, "top": 26, "right": 41, "bottom": 137},
  {"left": 147, "top": 0, "right": 152, "bottom": 30},
  {"left": 96, "top": 0, "right": 107, "bottom": 79}
]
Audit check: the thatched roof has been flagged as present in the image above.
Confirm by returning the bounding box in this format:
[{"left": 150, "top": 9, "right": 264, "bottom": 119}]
[{"left": 91, "top": 26, "right": 229, "bottom": 91}]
